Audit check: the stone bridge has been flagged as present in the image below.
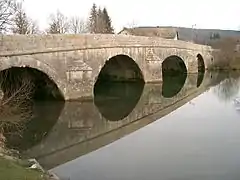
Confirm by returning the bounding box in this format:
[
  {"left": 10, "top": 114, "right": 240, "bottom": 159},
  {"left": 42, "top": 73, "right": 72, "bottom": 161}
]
[
  {"left": 18, "top": 71, "right": 224, "bottom": 170},
  {"left": 0, "top": 34, "right": 214, "bottom": 100}
]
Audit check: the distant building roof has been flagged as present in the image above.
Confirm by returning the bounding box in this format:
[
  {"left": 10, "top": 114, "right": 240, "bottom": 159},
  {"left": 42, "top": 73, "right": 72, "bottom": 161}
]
[{"left": 118, "top": 26, "right": 178, "bottom": 39}]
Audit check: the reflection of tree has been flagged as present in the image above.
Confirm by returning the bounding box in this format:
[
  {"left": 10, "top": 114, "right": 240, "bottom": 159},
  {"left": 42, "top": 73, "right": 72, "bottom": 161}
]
[
  {"left": 212, "top": 78, "right": 240, "bottom": 102},
  {"left": 0, "top": 68, "right": 65, "bottom": 151},
  {"left": 233, "top": 97, "right": 240, "bottom": 114},
  {"left": 0, "top": 80, "right": 33, "bottom": 149}
]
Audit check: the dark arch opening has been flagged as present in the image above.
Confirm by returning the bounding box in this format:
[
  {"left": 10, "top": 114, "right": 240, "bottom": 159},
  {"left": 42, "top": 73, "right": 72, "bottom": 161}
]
[
  {"left": 96, "top": 55, "right": 144, "bottom": 82},
  {"left": 197, "top": 54, "right": 205, "bottom": 73},
  {"left": 0, "top": 67, "right": 64, "bottom": 101},
  {"left": 94, "top": 55, "right": 145, "bottom": 121},
  {"left": 196, "top": 54, "right": 205, "bottom": 87},
  {"left": 0, "top": 67, "right": 65, "bottom": 151},
  {"left": 162, "top": 55, "right": 187, "bottom": 75},
  {"left": 162, "top": 55, "right": 187, "bottom": 98}
]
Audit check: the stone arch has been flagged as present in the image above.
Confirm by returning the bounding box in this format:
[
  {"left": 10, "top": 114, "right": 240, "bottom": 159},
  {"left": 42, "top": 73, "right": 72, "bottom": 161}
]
[
  {"left": 197, "top": 54, "right": 205, "bottom": 72},
  {"left": 162, "top": 55, "right": 187, "bottom": 75},
  {"left": 1, "top": 58, "right": 63, "bottom": 87},
  {"left": 95, "top": 54, "right": 145, "bottom": 82},
  {"left": 0, "top": 59, "right": 65, "bottom": 101},
  {"left": 196, "top": 54, "right": 205, "bottom": 88},
  {"left": 93, "top": 54, "right": 145, "bottom": 121}
]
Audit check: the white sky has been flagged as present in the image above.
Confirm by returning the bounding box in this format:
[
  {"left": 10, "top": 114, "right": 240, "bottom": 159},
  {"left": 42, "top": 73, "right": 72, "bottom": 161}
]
[{"left": 22, "top": 0, "right": 240, "bottom": 33}]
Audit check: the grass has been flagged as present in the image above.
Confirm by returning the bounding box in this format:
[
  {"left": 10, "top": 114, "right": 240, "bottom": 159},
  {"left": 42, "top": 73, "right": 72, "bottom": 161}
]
[{"left": 0, "top": 156, "right": 49, "bottom": 180}]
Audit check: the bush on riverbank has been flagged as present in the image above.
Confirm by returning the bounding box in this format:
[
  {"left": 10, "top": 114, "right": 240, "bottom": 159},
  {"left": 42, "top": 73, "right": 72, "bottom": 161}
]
[
  {"left": 209, "top": 37, "right": 240, "bottom": 70},
  {"left": 0, "top": 78, "right": 52, "bottom": 180},
  {"left": 0, "top": 77, "right": 34, "bottom": 144}
]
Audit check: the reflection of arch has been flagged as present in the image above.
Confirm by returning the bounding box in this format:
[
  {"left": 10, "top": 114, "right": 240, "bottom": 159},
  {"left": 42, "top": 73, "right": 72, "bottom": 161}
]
[
  {"left": 197, "top": 54, "right": 205, "bottom": 72},
  {"left": 94, "top": 81, "right": 144, "bottom": 121},
  {"left": 0, "top": 67, "right": 64, "bottom": 101},
  {"left": 96, "top": 54, "right": 144, "bottom": 82},
  {"left": 196, "top": 54, "right": 205, "bottom": 87},
  {"left": 162, "top": 73, "right": 187, "bottom": 98},
  {"left": 162, "top": 55, "right": 187, "bottom": 98},
  {"left": 4, "top": 101, "right": 65, "bottom": 151},
  {"left": 197, "top": 71, "right": 205, "bottom": 87}
]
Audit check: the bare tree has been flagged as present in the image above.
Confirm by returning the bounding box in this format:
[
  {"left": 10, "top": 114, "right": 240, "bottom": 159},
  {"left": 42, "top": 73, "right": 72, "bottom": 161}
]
[
  {"left": 47, "top": 10, "right": 69, "bottom": 34},
  {"left": 0, "top": 0, "right": 17, "bottom": 33},
  {"left": 210, "top": 37, "right": 240, "bottom": 69},
  {"left": 0, "top": 76, "right": 34, "bottom": 139},
  {"left": 11, "top": 2, "right": 29, "bottom": 34},
  {"left": 28, "top": 19, "right": 40, "bottom": 34},
  {"left": 126, "top": 20, "right": 138, "bottom": 28},
  {"left": 69, "top": 16, "right": 87, "bottom": 34},
  {"left": 11, "top": 2, "right": 39, "bottom": 34}
]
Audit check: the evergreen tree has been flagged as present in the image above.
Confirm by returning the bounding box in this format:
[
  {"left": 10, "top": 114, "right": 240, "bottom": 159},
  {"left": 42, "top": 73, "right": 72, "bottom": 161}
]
[
  {"left": 96, "top": 7, "right": 104, "bottom": 33},
  {"left": 88, "top": 4, "right": 114, "bottom": 34},
  {"left": 102, "top": 7, "right": 114, "bottom": 34},
  {"left": 88, "top": 3, "right": 97, "bottom": 33}
]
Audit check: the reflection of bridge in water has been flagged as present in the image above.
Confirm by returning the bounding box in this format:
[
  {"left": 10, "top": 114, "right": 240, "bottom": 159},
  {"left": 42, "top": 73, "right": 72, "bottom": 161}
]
[{"left": 21, "top": 71, "right": 222, "bottom": 170}]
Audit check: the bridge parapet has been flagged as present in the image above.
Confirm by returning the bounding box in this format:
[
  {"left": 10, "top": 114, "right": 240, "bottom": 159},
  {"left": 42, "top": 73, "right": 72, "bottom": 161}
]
[{"left": 0, "top": 34, "right": 212, "bottom": 56}]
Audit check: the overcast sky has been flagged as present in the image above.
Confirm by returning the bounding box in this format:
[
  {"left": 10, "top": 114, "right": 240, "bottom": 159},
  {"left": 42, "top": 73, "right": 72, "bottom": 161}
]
[{"left": 22, "top": 0, "right": 240, "bottom": 33}]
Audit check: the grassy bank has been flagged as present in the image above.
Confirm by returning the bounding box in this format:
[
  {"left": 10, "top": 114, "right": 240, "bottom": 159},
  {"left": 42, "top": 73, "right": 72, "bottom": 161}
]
[
  {"left": 0, "top": 156, "right": 49, "bottom": 180},
  {"left": 0, "top": 133, "right": 57, "bottom": 180}
]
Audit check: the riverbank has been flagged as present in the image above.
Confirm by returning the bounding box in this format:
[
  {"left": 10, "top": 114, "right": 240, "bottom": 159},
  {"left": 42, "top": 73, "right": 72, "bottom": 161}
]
[
  {"left": 207, "top": 57, "right": 240, "bottom": 71},
  {"left": 0, "top": 136, "right": 59, "bottom": 180}
]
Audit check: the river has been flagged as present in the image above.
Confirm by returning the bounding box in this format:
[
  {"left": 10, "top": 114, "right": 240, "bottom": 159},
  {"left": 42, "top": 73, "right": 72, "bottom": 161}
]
[{"left": 4, "top": 71, "right": 240, "bottom": 180}]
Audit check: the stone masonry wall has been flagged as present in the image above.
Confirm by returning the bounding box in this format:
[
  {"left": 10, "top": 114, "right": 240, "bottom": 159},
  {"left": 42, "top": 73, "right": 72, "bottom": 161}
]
[{"left": 0, "top": 34, "right": 214, "bottom": 100}]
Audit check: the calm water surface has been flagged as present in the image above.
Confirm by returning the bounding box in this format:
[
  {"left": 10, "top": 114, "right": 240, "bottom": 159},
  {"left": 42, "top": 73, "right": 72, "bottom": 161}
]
[
  {"left": 52, "top": 73, "right": 240, "bottom": 180},
  {"left": 53, "top": 72, "right": 240, "bottom": 180},
  {"left": 5, "top": 71, "right": 240, "bottom": 180}
]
